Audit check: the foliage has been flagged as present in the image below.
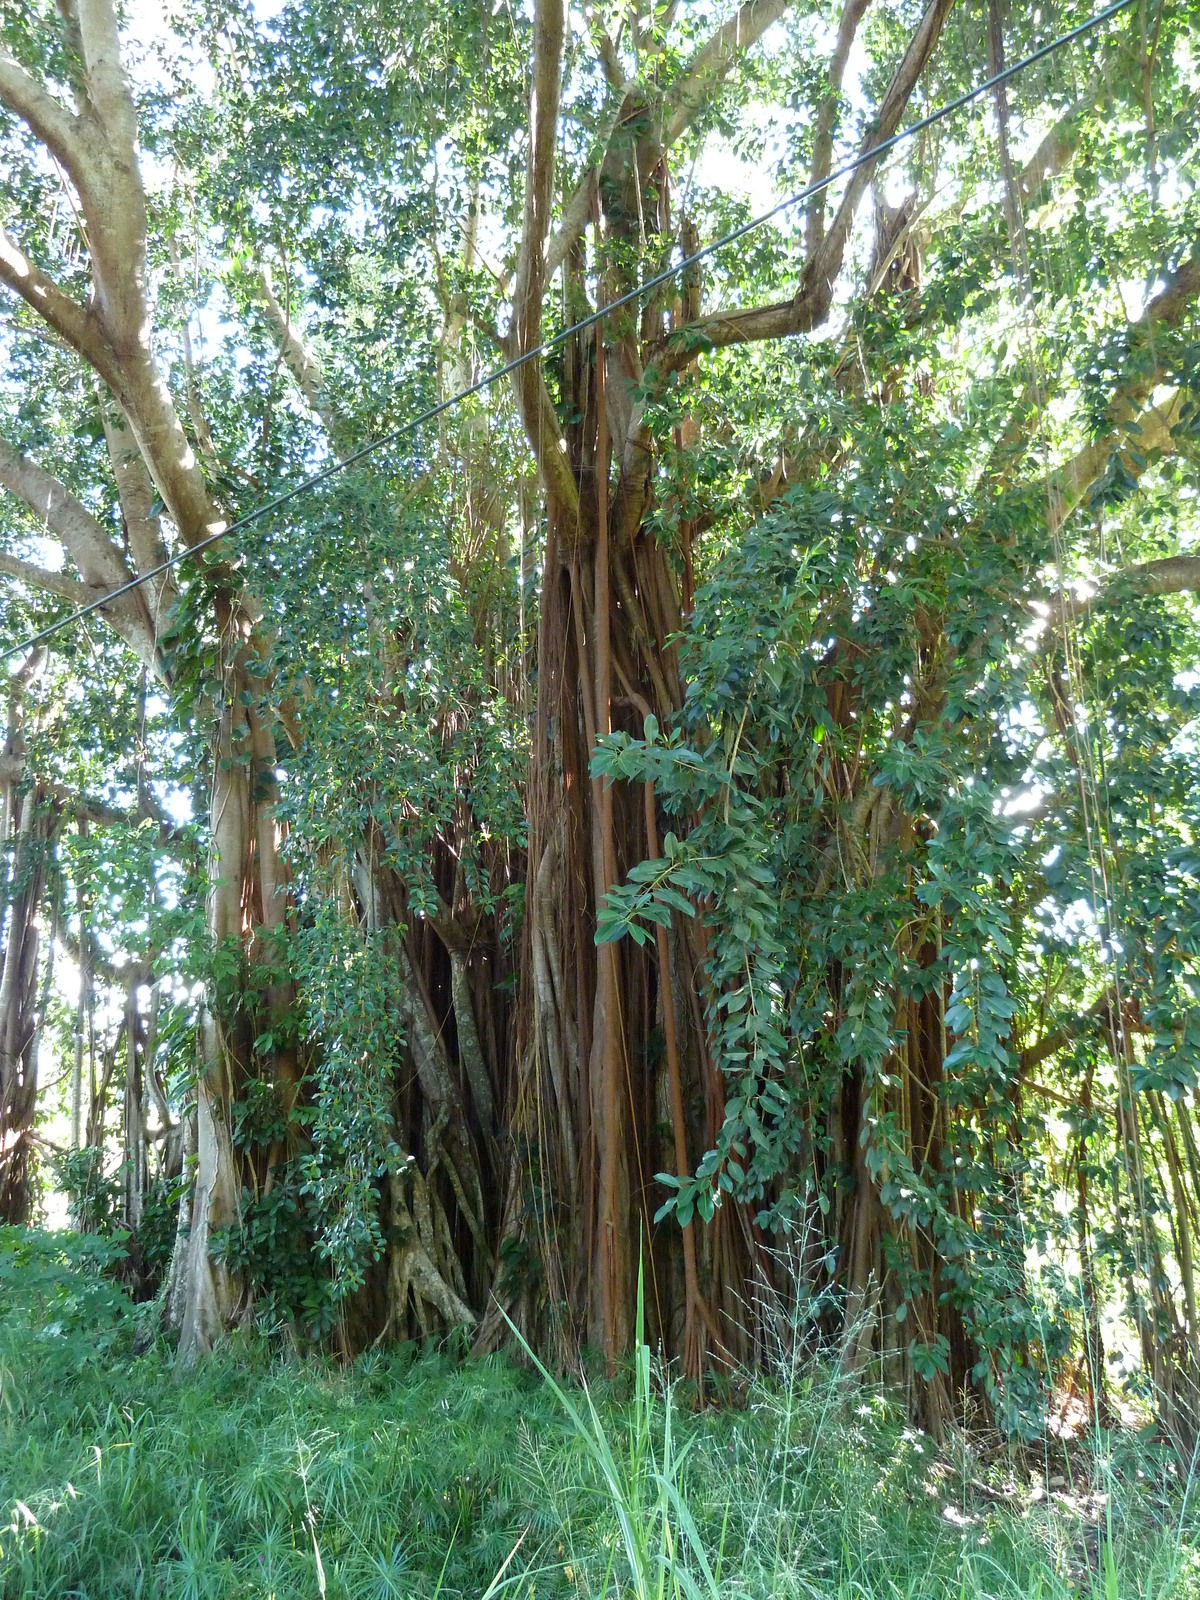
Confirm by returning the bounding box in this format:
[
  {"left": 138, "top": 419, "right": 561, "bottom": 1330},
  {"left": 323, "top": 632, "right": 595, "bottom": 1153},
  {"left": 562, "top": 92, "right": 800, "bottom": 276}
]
[
  {"left": 52, "top": 1149, "right": 123, "bottom": 1238},
  {"left": 592, "top": 248, "right": 1200, "bottom": 1426},
  {"left": 0, "top": 1227, "right": 133, "bottom": 1374},
  {"left": 209, "top": 1079, "right": 345, "bottom": 1341},
  {"left": 137, "top": 1171, "right": 185, "bottom": 1282}
]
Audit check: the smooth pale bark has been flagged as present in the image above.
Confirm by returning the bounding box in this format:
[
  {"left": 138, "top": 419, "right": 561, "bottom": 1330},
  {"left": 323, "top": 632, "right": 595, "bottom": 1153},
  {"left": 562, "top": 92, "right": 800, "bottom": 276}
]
[
  {"left": 0, "top": 432, "right": 158, "bottom": 664},
  {"left": 176, "top": 1017, "right": 240, "bottom": 1358},
  {"left": 0, "top": 6, "right": 287, "bottom": 1355},
  {"left": 1017, "top": 70, "right": 1109, "bottom": 203},
  {"left": 0, "top": 552, "right": 91, "bottom": 608}
]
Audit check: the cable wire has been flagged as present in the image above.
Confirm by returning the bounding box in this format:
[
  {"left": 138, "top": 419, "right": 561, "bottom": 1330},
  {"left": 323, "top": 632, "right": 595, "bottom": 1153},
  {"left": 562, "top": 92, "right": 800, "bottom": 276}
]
[{"left": 3, "top": 0, "right": 1137, "bottom": 663}]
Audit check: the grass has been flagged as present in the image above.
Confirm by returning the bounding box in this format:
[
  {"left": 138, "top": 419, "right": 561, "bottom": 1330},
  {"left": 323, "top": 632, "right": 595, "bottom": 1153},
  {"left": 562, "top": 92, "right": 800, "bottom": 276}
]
[{"left": 0, "top": 1229, "right": 1197, "bottom": 1599}]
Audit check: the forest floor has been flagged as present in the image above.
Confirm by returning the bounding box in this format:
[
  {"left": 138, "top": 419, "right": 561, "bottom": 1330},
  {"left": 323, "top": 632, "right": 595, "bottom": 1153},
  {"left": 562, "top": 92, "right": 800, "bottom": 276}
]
[{"left": 0, "top": 1229, "right": 1197, "bottom": 1599}]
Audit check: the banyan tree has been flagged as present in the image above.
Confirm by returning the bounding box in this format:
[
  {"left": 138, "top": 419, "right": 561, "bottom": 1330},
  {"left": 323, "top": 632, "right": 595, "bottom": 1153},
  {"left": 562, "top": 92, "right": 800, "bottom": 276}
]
[{"left": 2, "top": 0, "right": 1200, "bottom": 1441}]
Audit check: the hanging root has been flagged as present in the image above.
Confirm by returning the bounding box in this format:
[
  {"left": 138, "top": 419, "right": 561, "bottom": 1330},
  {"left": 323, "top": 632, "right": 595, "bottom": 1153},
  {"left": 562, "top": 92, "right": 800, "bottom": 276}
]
[{"left": 385, "top": 1170, "right": 476, "bottom": 1337}]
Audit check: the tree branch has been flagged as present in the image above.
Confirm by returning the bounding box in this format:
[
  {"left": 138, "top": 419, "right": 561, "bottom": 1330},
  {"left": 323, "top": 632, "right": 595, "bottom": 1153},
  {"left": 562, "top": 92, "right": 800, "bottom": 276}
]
[
  {"left": 50, "top": 0, "right": 155, "bottom": 373},
  {"left": 1042, "top": 551, "right": 1200, "bottom": 634},
  {"left": 589, "top": 12, "right": 625, "bottom": 89},
  {"left": 0, "top": 431, "right": 130, "bottom": 593},
  {"left": 2, "top": 9, "right": 146, "bottom": 356},
  {"left": 1049, "top": 387, "right": 1184, "bottom": 536},
  {"left": 0, "top": 429, "right": 160, "bottom": 661},
  {"left": 662, "top": 0, "right": 794, "bottom": 146},
  {"left": 0, "top": 48, "right": 83, "bottom": 175},
  {"left": 76, "top": 0, "right": 139, "bottom": 159},
  {"left": 101, "top": 401, "right": 174, "bottom": 625},
  {"left": 668, "top": 0, "right": 956, "bottom": 357},
  {"left": 1017, "top": 77, "right": 1104, "bottom": 204},
  {"left": 511, "top": 0, "right": 565, "bottom": 353},
  {"left": 0, "top": 752, "right": 185, "bottom": 845},
  {"left": 806, "top": 0, "right": 873, "bottom": 260},
  {"left": 251, "top": 262, "right": 345, "bottom": 451},
  {"left": 0, "top": 221, "right": 114, "bottom": 376},
  {"left": 4, "top": 10, "right": 223, "bottom": 612},
  {"left": 510, "top": 0, "right": 581, "bottom": 536},
  {"left": 59, "top": 923, "right": 154, "bottom": 991},
  {"left": 545, "top": 90, "right": 631, "bottom": 280},
  {"left": 0, "top": 550, "right": 91, "bottom": 606},
  {"left": 1019, "top": 988, "right": 1135, "bottom": 1073},
  {"left": 547, "top": 0, "right": 795, "bottom": 286},
  {"left": 989, "top": 250, "right": 1200, "bottom": 488}
]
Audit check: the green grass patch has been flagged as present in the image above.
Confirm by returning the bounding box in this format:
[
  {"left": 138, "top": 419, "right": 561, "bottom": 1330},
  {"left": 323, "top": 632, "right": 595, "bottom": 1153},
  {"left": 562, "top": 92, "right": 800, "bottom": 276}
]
[{"left": 0, "top": 1228, "right": 1196, "bottom": 1598}]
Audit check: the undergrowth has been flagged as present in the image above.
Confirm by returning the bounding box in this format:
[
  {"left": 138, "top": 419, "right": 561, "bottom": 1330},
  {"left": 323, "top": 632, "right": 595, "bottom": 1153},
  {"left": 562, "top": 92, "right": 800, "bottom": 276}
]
[{"left": 0, "top": 1228, "right": 1196, "bottom": 1599}]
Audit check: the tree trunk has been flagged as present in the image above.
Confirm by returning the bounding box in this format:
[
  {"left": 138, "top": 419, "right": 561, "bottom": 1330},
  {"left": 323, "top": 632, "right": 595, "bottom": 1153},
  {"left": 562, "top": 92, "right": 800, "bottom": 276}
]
[
  {"left": 481, "top": 247, "right": 758, "bottom": 1368},
  {"left": 175, "top": 630, "right": 294, "bottom": 1358},
  {"left": 0, "top": 788, "right": 58, "bottom": 1223},
  {"left": 0, "top": 651, "right": 57, "bottom": 1224},
  {"left": 123, "top": 974, "right": 145, "bottom": 1234},
  {"left": 70, "top": 820, "right": 93, "bottom": 1152}
]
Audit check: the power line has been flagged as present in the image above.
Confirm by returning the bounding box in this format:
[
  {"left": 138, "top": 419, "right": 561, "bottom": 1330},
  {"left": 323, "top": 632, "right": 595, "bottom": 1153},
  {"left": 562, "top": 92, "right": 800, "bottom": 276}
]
[{"left": 4, "top": 0, "right": 1136, "bottom": 663}]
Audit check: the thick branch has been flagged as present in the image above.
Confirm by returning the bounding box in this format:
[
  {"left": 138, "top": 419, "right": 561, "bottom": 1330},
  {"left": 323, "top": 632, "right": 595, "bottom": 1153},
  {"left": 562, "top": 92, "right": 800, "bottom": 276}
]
[
  {"left": 1, "top": 13, "right": 218, "bottom": 669},
  {"left": 0, "top": 430, "right": 159, "bottom": 662},
  {"left": 589, "top": 15, "right": 624, "bottom": 88},
  {"left": 7, "top": 2, "right": 150, "bottom": 355},
  {"left": 101, "top": 402, "right": 174, "bottom": 624},
  {"left": 0, "top": 551, "right": 90, "bottom": 606},
  {"left": 1017, "top": 76, "right": 1106, "bottom": 203},
  {"left": 1, "top": 224, "right": 218, "bottom": 560},
  {"left": 805, "top": 0, "right": 872, "bottom": 260},
  {"left": 1043, "top": 552, "right": 1200, "bottom": 634},
  {"left": 663, "top": 0, "right": 794, "bottom": 146},
  {"left": 811, "top": 0, "right": 955, "bottom": 285},
  {"left": 547, "top": 0, "right": 794, "bottom": 284},
  {"left": 511, "top": 0, "right": 564, "bottom": 354},
  {"left": 76, "top": 0, "right": 139, "bottom": 157},
  {"left": 423, "top": 891, "right": 483, "bottom": 956},
  {"left": 0, "top": 432, "right": 130, "bottom": 593},
  {"left": 545, "top": 91, "right": 630, "bottom": 280},
  {"left": 0, "top": 48, "right": 83, "bottom": 174},
  {"left": 989, "top": 251, "right": 1200, "bottom": 487},
  {"left": 60, "top": 924, "right": 153, "bottom": 991},
  {"left": 675, "top": 0, "right": 956, "bottom": 356},
  {"left": 1019, "top": 989, "right": 1134, "bottom": 1073},
  {"left": 0, "top": 222, "right": 114, "bottom": 376},
  {"left": 1049, "top": 388, "right": 1183, "bottom": 534},
  {"left": 0, "top": 753, "right": 184, "bottom": 845},
  {"left": 251, "top": 263, "right": 344, "bottom": 449},
  {"left": 509, "top": 0, "right": 581, "bottom": 535}
]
